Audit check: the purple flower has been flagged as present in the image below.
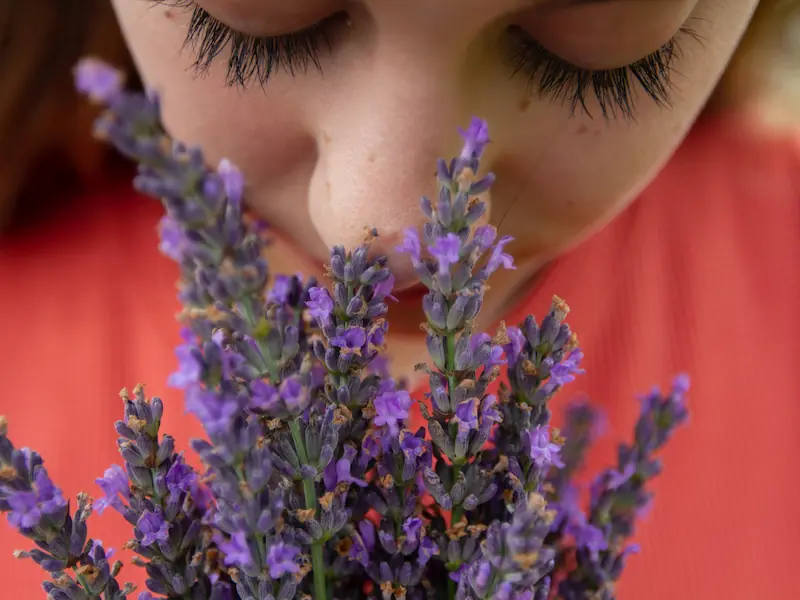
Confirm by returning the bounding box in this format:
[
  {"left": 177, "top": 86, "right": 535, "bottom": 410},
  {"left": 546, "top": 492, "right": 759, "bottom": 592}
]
[
  {"left": 137, "top": 510, "right": 170, "bottom": 546},
  {"left": 74, "top": 58, "right": 124, "bottom": 103},
  {"left": 396, "top": 228, "right": 421, "bottom": 263},
  {"left": 449, "top": 563, "right": 468, "bottom": 583},
  {"left": 485, "top": 344, "right": 506, "bottom": 369},
  {"left": 349, "top": 521, "right": 375, "bottom": 566},
  {"left": 217, "top": 159, "right": 244, "bottom": 207},
  {"left": 220, "top": 348, "right": 245, "bottom": 380},
  {"left": 469, "top": 332, "right": 491, "bottom": 352},
  {"left": 399, "top": 431, "right": 426, "bottom": 462},
  {"left": 306, "top": 287, "right": 334, "bottom": 325},
  {"left": 278, "top": 376, "right": 308, "bottom": 411},
  {"left": 528, "top": 426, "right": 564, "bottom": 469},
  {"left": 429, "top": 233, "right": 462, "bottom": 274},
  {"left": 418, "top": 535, "right": 439, "bottom": 567},
  {"left": 548, "top": 485, "right": 582, "bottom": 532},
  {"left": 158, "top": 216, "right": 186, "bottom": 261},
  {"left": 473, "top": 561, "right": 492, "bottom": 589},
  {"left": 358, "top": 519, "right": 376, "bottom": 549},
  {"left": 33, "top": 469, "right": 67, "bottom": 515},
  {"left": 372, "top": 389, "right": 411, "bottom": 435},
  {"left": 219, "top": 531, "right": 252, "bottom": 567},
  {"left": 268, "top": 275, "right": 292, "bottom": 304},
  {"left": 168, "top": 343, "right": 201, "bottom": 389},
  {"left": 458, "top": 117, "right": 491, "bottom": 162},
  {"left": 94, "top": 464, "right": 130, "bottom": 514},
  {"left": 250, "top": 380, "right": 280, "bottom": 411},
  {"left": 504, "top": 326, "right": 526, "bottom": 367},
  {"left": 186, "top": 387, "right": 240, "bottom": 435},
  {"left": 266, "top": 543, "right": 300, "bottom": 579},
  {"left": 455, "top": 398, "right": 479, "bottom": 432},
  {"left": 6, "top": 490, "right": 40, "bottom": 529},
  {"left": 368, "top": 322, "right": 387, "bottom": 349},
  {"left": 331, "top": 327, "right": 367, "bottom": 353},
  {"left": 327, "top": 445, "right": 367, "bottom": 489},
  {"left": 485, "top": 236, "right": 515, "bottom": 274},
  {"left": 472, "top": 225, "right": 497, "bottom": 253},
  {"left": 165, "top": 458, "right": 196, "bottom": 499},
  {"left": 672, "top": 373, "right": 690, "bottom": 397},
  {"left": 402, "top": 517, "right": 423, "bottom": 543},
  {"left": 468, "top": 332, "right": 506, "bottom": 370},
  {"left": 576, "top": 523, "right": 607, "bottom": 557},
  {"left": 479, "top": 394, "right": 502, "bottom": 424},
  {"left": 373, "top": 273, "right": 397, "bottom": 302},
  {"left": 549, "top": 349, "right": 585, "bottom": 386},
  {"left": 89, "top": 540, "right": 115, "bottom": 561},
  {"left": 606, "top": 462, "right": 636, "bottom": 490}
]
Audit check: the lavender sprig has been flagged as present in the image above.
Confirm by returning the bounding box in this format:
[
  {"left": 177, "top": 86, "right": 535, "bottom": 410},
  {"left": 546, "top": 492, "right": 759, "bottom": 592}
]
[
  {"left": 548, "top": 401, "right": 606, "bottom": 499},
  {"left": 0, "top": 417, "right": 134, "bottom": 599},
  {"left": 456, "top": 493, "right": 555, "bottom": 600},
  {"left": 556, "top": 376, "right": 690, "bottom": 599},
  {"left": 404, "top": 119, "right": 510, "bottom": 530},
  {"left": 76, "top": 58, "right": 304, "bottom": 598},
  {"left": 94, "top": 385, "right": 225, "bottom": 599}
]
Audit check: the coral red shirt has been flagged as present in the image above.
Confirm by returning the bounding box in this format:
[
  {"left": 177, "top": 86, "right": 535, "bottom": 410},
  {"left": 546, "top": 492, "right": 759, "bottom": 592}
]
[{"left": 1, "top": 113, "right": 798, "bottom": 599}]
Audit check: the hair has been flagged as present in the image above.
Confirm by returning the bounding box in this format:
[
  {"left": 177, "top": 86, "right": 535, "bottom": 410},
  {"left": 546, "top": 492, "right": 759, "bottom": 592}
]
[{"left": 0, "top": 0, "right": 796, "bottom": 229}]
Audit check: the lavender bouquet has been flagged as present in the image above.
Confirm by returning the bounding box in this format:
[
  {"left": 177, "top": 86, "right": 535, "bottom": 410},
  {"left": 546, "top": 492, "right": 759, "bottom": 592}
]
[{"left": 0, "top": 58, "right": 689, "bottom": 600}]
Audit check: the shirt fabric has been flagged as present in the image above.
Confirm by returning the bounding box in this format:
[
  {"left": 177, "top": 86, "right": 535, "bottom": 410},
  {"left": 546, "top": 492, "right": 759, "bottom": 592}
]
[{"left": 1, "top": 112, "right": 798, "bottom": 599}]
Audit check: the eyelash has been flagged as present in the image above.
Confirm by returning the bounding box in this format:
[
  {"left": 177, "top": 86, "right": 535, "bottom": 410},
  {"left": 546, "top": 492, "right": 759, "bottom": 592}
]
[
  {"left": 153, "top": 0, "right": 341, "bottom": 87},
  {"left": 507, "top": 26, "right": 702, "bottom": 120},
  {"left": 154, "top": 1, "right": 701, "bottom": 119}
]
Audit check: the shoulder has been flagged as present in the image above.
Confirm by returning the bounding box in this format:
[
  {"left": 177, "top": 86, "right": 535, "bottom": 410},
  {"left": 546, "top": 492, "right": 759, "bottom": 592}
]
[
  {"left": 632, "top": 110, "right": 799, "bottom": 257},
  {"left": 660, "top": 110, "right": 799, "bottom": 213}
]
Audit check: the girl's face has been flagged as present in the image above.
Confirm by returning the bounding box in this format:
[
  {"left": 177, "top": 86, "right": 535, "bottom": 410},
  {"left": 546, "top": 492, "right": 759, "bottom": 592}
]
[{"left": 112, "top": 0, "right": 757, "bottom": 334}]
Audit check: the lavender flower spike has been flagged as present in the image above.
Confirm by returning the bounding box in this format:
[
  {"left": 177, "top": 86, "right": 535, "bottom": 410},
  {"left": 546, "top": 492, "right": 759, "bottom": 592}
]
[
  {"left": 74, "top": 57, "right": 124, "bottom": 104},
  {"left": 1, "top": 416, "right": 134, "bottom": 599}
]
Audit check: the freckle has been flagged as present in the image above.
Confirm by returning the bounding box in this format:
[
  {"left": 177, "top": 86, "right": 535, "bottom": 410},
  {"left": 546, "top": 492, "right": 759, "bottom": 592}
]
[
  {"left": 518, "top": 95, "right": 532, "bottom": 113},
  {"left": 367, "top": 152, "right": 376, "bottom": 163},
  {"left": 326, "top": 181, "right": 331, "bottom": 195},
  {"left": 322, "top": 131, "right": 332, "bottom": 144}
]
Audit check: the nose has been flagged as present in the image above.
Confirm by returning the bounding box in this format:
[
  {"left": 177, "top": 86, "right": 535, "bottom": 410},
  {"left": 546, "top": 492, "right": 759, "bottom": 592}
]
[{"left": 306, "top": 60, "right": 491, "bottom": 291}]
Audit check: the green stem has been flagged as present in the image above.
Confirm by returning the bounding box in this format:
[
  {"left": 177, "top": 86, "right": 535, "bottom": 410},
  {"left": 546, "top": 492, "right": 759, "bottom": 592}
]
[
  {"left": 445, "top": 331, "right": 458, "bottom": 403},
  {"left": 310, "top": 543, "right": 327, "bottom": 600},
  {"left": 444, "top": 329, "right": 461, "bottom": 525},
  {"left": 289, "top": 419, "right": 328, "bottom": 600}
]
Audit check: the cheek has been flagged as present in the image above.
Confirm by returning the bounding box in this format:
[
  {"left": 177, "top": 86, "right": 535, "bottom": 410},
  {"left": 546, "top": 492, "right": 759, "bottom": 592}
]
[
  {"left": 496, "top": 108, "right": 689, "bottom": 258},
  {"left": 500, "top": 2, "right": 756, "bottom": 255}
]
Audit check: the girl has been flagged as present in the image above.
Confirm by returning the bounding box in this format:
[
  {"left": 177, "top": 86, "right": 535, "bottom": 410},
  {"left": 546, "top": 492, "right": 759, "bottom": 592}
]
[{"left": 1, "top": 1, "right": 798, "bottom": 597}]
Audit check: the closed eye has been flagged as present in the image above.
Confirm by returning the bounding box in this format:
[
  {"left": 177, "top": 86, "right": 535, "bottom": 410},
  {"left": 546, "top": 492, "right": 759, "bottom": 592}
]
[
  {"left": 505, "top": 24, "right": 704, "bottom": 120},
  {"left": 150, "top": 0, "right": 344, "bottom": 87}
]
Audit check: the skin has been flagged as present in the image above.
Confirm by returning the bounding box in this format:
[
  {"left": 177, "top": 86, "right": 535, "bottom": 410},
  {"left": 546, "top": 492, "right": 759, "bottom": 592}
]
[{"left": 112, "top": 0, "right": 758, "bottom": 379}]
